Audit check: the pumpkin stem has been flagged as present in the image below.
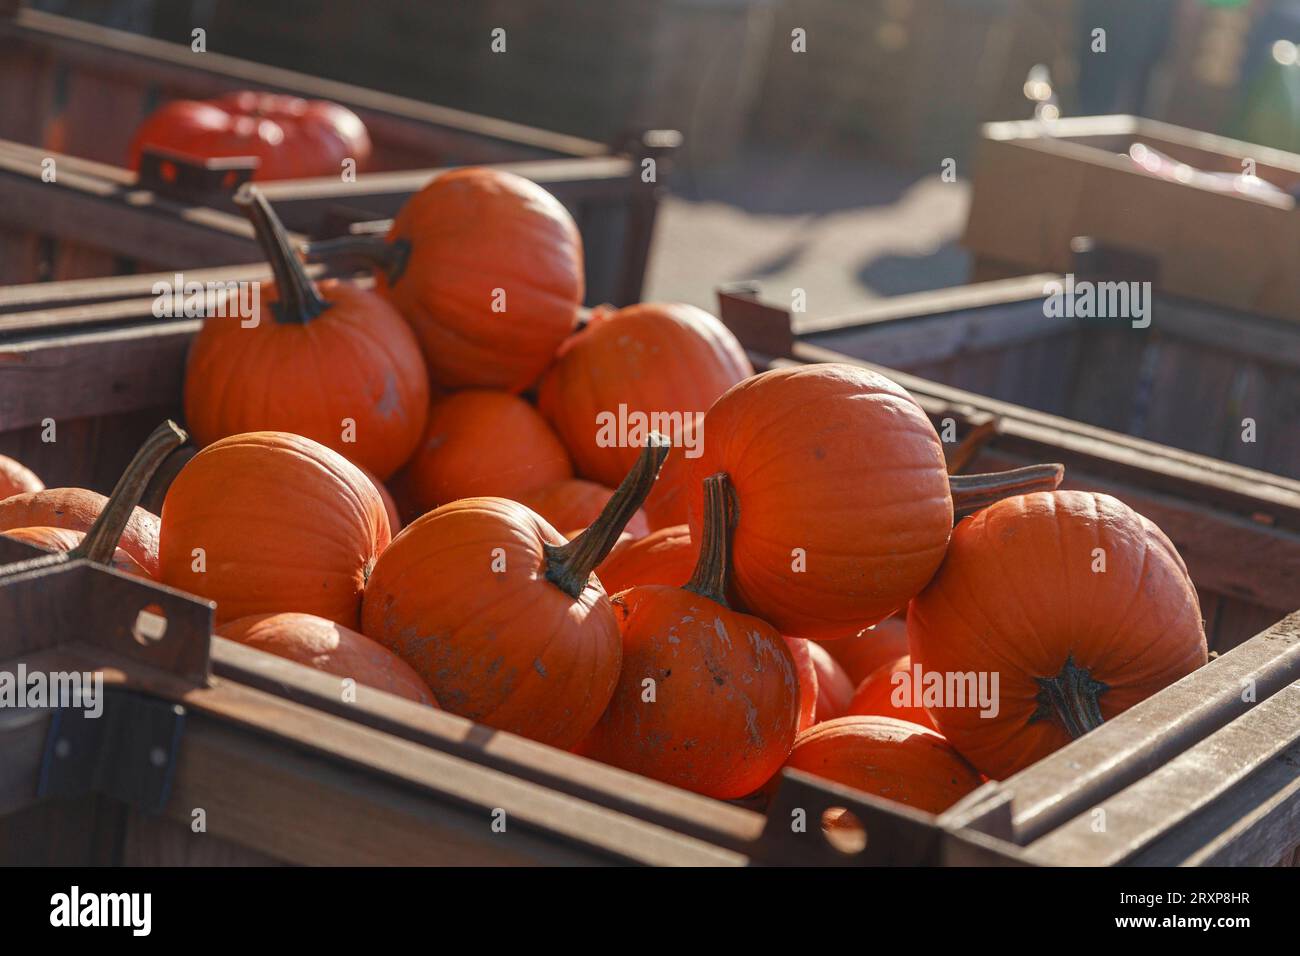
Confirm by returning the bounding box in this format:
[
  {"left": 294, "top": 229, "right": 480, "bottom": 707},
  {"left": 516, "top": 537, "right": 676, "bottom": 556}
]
[
  {"left": 683, "top": 472, "right": 737, "bottom": 607},
  {"left": 949, "top": 464, "right": 1064, "bottom": 521},
  {"left": 945, "top": 419, "right": 1000, "bottom": 475},
  {"left": 544, "top": 434, "right": 671, "bottom": 599},
  {"left": 1031, "top": 654, "right": 1109, "bottom": 738},
  {"left": 304, "top": 234, "right": 412, "bottom": 285},
  {"left": 237, "top": 185, "right": 331, "bottom": 324},
  {"left": 72, "top": 420, "right": 188, "bottom": 566}
]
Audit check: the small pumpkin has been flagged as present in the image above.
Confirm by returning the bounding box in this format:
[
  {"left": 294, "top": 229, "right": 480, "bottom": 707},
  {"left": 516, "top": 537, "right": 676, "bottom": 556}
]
[
  {"left": 785, "top": 637, "right": 820, "bottom": 733},
  {"left": 218, "top": 612, "right": 436, "bottom": 707},
  {"left": 517, "top": 479, "right": 649, "bottom": 541},
  {"left": 807, "top": 640, "right": 855, "bottom": 723},
  {"left": 580, "top": 473, "right": 800, "bottom": 799},
  {"left": 909, "top": 490, "right": 1208, "bottom": 779},
  {"left": 401, "top": 390, "right": 572, "bottom": 513},
  {"left": 362, "top": 438, "right": 669, "bottom": 750},
  {"left": 0, "top": 489, "right": 161, "bottom": 577},
  {"left": 0, "top": 455, "right": 43, "bottom": 500},
  {"left": 819, "top": 615, "right": 910, "bottom": 687},
  {"left": 685, "top": 365, "right": 1063, "bottom": 639},
  {"left": 358, "top": 465, "right": 403, "bottom": 536},
  {"left": 184, "top": 187, "right": 429, "bottom": 479},
  {"left": 159, "top": 431, "right": 389, "bottom": 628},
  {"left": 592, "top": 523, "right": 697, "bottom": 595},
  {"left": 2, "top": 527, "right": 148, "bottom": 578},
  {"left": 847, "top": 654, "right": 939, "bottom": 731},
  {"left": 783, "top": 716, "right": 982, "bottom": 814},
  {"left": 538, "top": 303, "right": 752, "bottom": 528},
  {"left": 314, "top": 168, "right": 584, "bottom": 392}
]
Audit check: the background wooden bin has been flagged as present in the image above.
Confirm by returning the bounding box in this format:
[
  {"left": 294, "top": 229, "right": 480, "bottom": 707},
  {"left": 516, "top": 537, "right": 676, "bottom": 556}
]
[
  {"left": 0, "top": 5, "right": 674, "bottom": 303},
  {"left": 963, "top": 115, "right": 1300, "bottom": 323},
  {"left": 0, "top": 274, "right": 1297, "bottom": 865}
]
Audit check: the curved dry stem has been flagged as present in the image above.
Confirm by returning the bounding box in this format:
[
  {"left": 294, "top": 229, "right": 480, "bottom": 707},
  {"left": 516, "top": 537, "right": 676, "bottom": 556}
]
[
  {"left": 949, "top": 463, "right": 1064, "bottom": 521},
  {"left": 1030, "top": 654, "right": 1109, "bottom": 737},
  {"left": 237, "top": 185, "right": 330, "bottom": 324},
  {"left": 684, "top": 472, "right": 737, "bottom": 607},
  {"left": 304, "top": 234, "right": 411, "bottom": 285}
]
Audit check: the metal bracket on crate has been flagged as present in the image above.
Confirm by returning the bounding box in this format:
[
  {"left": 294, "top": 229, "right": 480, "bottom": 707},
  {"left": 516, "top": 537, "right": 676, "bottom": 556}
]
[
  {"left": 716, "top": 286, "right": 795, "bottom": 360},
  {"left": 37, "top": 691, "right": 186, "bottom": 814},
  {"left": 136, "top": 147, "right": 257, "bottom": 204}
]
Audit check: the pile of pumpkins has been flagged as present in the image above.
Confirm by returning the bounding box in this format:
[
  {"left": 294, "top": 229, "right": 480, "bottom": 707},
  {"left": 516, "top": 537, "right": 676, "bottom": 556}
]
[{"left": 0, "top": 166, "right": 1209, "bottom": 818}]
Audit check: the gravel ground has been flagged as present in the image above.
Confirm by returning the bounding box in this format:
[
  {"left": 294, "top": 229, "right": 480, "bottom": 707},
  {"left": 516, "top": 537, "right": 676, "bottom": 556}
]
[{"left": 642, "top": 147, "right": 974, "bottom": 320}]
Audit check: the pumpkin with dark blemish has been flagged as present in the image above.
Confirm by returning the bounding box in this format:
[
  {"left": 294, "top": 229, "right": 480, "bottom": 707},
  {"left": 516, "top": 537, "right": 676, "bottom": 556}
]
[
  {"left": 579, "top": 473, "right": 800, "bottom": 799},
  {"left": 360, "top": 439, "right": 669, "bottom": 750}
]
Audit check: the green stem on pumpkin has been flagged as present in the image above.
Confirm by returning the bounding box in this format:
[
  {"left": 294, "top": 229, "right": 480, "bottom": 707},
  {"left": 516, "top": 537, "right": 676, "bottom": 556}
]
[
  {"left": 236, "top": 185, "right": 331, "bottom": 324},
  {"left": 544, "top": 434, "right": 671, "bottom": 598},
  {"left": 683, "top": 472, "right": 738, "bottom": 608},
  {"left": 1030, "top": 654, "right": 1109, "bottom": 737},
  {"left": 949, "top": 463, "right": 1064, "bottom": 521},
  {"left": 304, "top": 234, "right": 412, "bottom": 285},
  {"left": 73, "top": 420, "right": 188, "bottom": 566}
]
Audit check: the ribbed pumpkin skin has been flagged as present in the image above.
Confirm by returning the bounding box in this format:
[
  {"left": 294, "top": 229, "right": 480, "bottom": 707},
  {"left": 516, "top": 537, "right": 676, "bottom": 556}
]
[
  {"left": 517, "top": 479, "right": 648, "bottom": 540},
  {"left": 402, "top": 391, "right": 572, "bottom": 512},
  {"left": 218, "top": 612, "right": 436, "bottom": 707},
  {"left": 909, "top": 491, "right": 1208, "bottom": 780},
  {"left": 784, "top": 716, "right": 982, "bottom": 814},
  {"left": 183, "top": 280, "right": 429, "bottom": 480},
  {"left": 379, "top": 168, "right": 583, "bottom": 392},
  {"left": 361, "top": 497, "right": 621, "bottom": 750},
  {"left": 3, "top": 526, "right": 148, "bottom": 578},
  {"left": 807, "top": 641, "right": 855, "bottom": 723},
  {"left": 159, "top": 432, "right": 389, "bottom": 628},
  {"left": 0, "top": 455, "right": 42, "bottom": 500},
  {"left": 820, "top": 615, "right": 910, "bottom": 686},
  {"left": 686, "top": 365, "right": 952, "bottom": 639},
  {"left": 847, "top": 654, "right": 939, "bottom": 730},
  {"left": 580, "top": 585, "right": 800, "bottom": 799},
  {"left": 538, "top": 304, "right": 752, "bottom": 528},
  {"left": 0, "top": 489, "right": 160, "bottom": 577},
  {"left": 594, "top": 523, "right": 697, "bottom": 594},
  {"left": 785, "top": 637, "right": 820, "bottom": 732},
  {"left": 358, "top": 465, "right": 403, "bottom": 536}
]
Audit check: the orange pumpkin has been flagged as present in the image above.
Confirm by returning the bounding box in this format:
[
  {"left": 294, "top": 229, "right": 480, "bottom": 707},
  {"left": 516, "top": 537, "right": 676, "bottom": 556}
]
[
  {"left": 580, "top": 473, "right": 800, "bottom": 799},
  {"left": 184, "top": 188, "right": 428, "bottom": 480},
  {"left": 783, "top": 716, "right": 982, "bottom": 814},
  {"left": 807, "top": 640, "right": 855, "bottom": 723},
  {"left": 358, "top": 465, "right": 402, "bottom": 536},
  {"left": 819, "top": 615, "right": 910, "bottom": 687},
  {"left": 847, "top": 654, "right": 939, "bottom": 731},
  {"left": 785, "top": 637, "right": 820, "bottom": 733},
  {"left": 401, "top": 390, "right": 572, "bottom": 513},
  {"left": 685, "top": 365, "right": 1063, "bottom": 639},
  {"left": 517, "top": 479, "right": 649, "bottom": 541},
  {"left": 2, "top": 526, "right": 148, "bottom": 578},
  {"left": 592, "top": 523, "right": 697, "bottom": 595},
  {"left": 218, "top": 612, "right": 437, "bottom": 706},
  {"left": 362, "top": 439, "right": 669, "bottom": 750},
  {"left": 0, "top": 489, "right": 161, "bottom": 577},
  {"left": 0, "top": 455, "right": 42, "bottom": 500},
  {"left": 159, "top": 431, "right": 389, "bottom": 628},
  {"left": 357, "top": 168, "right": 584, "bottom": 392},
  {"left": 909, "top": 490, "right": 1208, "bottom": 779},
  {"left": 538, "top": 303, "right": 752, "bottom": 529}
]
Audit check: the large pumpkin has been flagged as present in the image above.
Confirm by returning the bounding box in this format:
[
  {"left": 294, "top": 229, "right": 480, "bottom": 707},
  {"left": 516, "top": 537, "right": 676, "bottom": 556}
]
[
  {"left": 354, "top": 168, "right": 584, "bottom": 392},
  {"left": 516, "top": 479, "right": 649, "bottom": 541},
  {"left": 847, "top": 654, "right": 939, "bottom": 731},
  {"left": 685, "top": 365, "right": 1062, "bottom": 639},
  {"left": 0, "top": 455, "right": 42, "bottom": 500},
  {"left": 593, "top": 523, "right": 697, "bottom": 595},
  {"left": 580, "top": 473, "right": 800, "bottom": 799},
  {"left": 184, "top": 187, "right": 428, "bottom": 479},
  {"left": 0, "top": 489, "right": 161, "bottom": 577},
  {"left": 783, "top": 716, "right": 983, "bottom": 814},
  {"left": 400, "top": 390, "right": 572, "bottom": 513},
  {"left": 362, "top": 439, "right": 668, "bottom": 749},
  {"left": 908, "top": 490, "right": 1209, "bottom": 779},
  {"left": 538, "top": 303, "right": 752, "bottom": 528},
  {"left": 218, "top": 612, "right": 436, "bottom": 707},
  {"left": 159, "top": 431, "right": 389, "bottom": 628}
]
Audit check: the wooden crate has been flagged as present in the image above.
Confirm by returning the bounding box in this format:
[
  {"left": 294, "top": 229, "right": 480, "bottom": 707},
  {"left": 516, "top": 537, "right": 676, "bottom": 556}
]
[
  {"left": 964, "top": 115, "right": 1300, "bottom": 321},
  {"left": 0, "top": 5, "right": 674, "bottom": 303},
  {"left": 0, "top": 275, "right": 1296, "bottom": 866}
]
